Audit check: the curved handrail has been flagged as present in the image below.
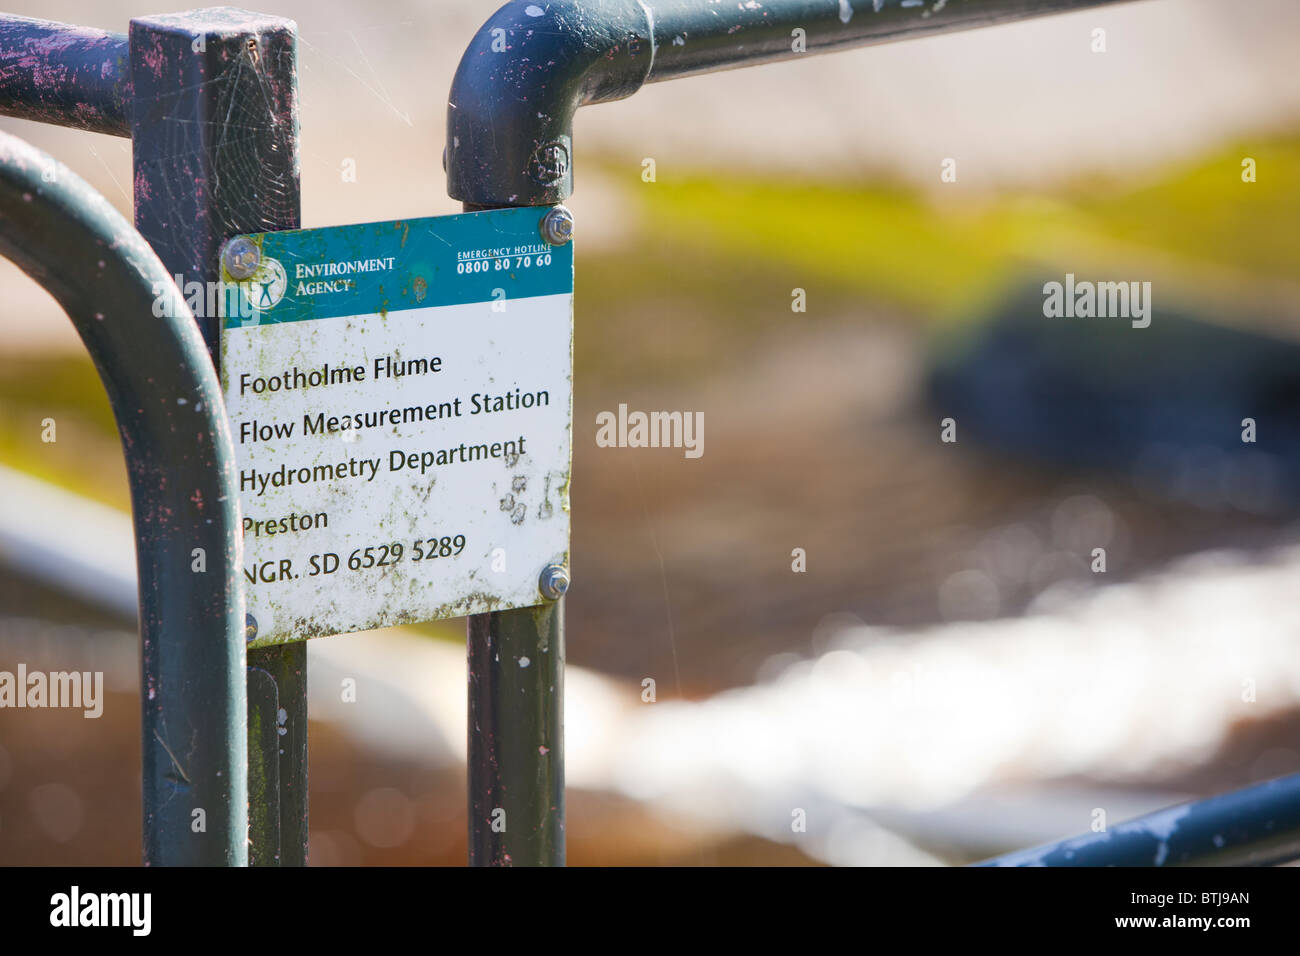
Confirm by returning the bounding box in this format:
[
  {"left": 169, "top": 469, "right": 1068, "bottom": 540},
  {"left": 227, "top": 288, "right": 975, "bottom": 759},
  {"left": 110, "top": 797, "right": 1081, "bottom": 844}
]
[{"left": 0, "top": 130, "right": 246, "bottom": 865}]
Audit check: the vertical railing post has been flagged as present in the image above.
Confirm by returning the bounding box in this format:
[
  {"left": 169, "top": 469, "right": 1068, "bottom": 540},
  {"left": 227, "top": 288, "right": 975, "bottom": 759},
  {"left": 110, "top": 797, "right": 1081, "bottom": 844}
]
[
  {"left": 129, "top": 8, "right": 307, "bottom": 866},
  {"left": 467, "top": 603, "right": 566, "bottom": 866},
  {"left": 458, "top": 184, "right": 567, "bottom": 868}
]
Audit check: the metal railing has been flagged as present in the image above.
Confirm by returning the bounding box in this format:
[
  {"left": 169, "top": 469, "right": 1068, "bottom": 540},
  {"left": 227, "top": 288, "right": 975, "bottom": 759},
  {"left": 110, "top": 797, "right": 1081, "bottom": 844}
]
[
  {"left": 2, "top": 0, "right": 1297, "bottom": 867},
  {"left": 0, "top": 130, "right": 246, "bottom": 865},
  {"left": 446, "top": 0, "right": 1136, "bottom": 207},
  {"left": 979, "top": 772, "right": 1300, "bottom": 867},
  {"left": 445, "top": 0, "right": 1141, "bottom": 868},
  {"left": 0, "top": 7, "right": 303, "bottom": 866}
]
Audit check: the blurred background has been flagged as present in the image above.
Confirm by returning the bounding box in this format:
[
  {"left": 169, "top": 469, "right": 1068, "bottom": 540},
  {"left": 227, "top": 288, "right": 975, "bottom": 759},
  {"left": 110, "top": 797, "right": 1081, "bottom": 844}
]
[{"left": 2, "top": 0, "right": 1300, "bottom": 865}]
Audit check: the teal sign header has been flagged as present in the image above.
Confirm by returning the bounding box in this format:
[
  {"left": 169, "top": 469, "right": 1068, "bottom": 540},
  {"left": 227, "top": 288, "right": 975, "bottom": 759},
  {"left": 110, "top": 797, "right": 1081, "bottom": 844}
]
[{"left": 221, "top": 206, "right": 574, "bottom": 329}]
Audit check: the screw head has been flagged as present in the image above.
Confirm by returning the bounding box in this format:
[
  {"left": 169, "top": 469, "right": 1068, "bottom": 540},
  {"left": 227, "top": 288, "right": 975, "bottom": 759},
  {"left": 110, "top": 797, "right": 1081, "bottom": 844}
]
[
  {"left": 222, "top": 236, "right": 261, "bottom": 280},
  {"left": 538, "top": 564, "right": 570, "bottom": 601},
  {"left": 540, "top": 205, "right": 574, "bottom": 246},
  {"left": 245, "top": 613, "right": 259, "bottom": 642}
]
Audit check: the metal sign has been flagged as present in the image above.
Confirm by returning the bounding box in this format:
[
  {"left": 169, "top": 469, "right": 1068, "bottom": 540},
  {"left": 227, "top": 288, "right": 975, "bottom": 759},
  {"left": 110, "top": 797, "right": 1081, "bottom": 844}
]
[{"left": 219, "top": 207, "right": 574, "bottom": 645}]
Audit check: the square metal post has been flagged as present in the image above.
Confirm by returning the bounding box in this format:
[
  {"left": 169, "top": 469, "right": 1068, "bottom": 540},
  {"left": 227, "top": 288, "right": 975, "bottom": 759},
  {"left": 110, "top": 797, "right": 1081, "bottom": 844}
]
[{"left": 129, "top": 7, "right": 306, "bottom": 866}]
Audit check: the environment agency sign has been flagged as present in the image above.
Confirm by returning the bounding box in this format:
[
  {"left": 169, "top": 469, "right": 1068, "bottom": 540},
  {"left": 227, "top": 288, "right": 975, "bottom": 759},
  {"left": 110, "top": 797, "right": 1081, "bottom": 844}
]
[{"left": 219, "top": 207, "right": 574, "bottom": 645}]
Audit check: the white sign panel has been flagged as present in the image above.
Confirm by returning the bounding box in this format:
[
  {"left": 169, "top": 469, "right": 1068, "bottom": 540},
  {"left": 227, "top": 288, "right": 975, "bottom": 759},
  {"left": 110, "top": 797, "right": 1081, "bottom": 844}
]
[{"left": 219, "top": 209, "right": 573, "bottom": 644}]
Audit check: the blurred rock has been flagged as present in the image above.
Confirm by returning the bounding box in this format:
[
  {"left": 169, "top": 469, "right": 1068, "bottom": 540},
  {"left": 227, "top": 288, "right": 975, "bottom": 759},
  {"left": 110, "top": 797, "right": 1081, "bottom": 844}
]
[{"left": 929, "top": 281, "right": 1300, "bottom": 514}]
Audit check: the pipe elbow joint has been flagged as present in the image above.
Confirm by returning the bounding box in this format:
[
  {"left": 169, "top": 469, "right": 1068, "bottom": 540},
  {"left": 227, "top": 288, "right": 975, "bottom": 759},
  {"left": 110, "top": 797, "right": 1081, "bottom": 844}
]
[{"left": 446, "top": 0, "right": 654, "bottom": 207}]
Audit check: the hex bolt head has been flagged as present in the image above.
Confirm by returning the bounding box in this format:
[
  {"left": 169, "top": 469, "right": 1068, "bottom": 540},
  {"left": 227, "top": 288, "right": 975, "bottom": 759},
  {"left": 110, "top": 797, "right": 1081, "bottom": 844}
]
[
  {"left": 539, "top": 564, "right": 570, "bottom": 601},
  {"left": 221, "top": 236, "right": 261, "bottom": 280},
  {"left": 540, "top": 205, "right": 574, "bottom": 246},
  {"left": 245, "top": 613, "right": 259, "bottom": 642}
]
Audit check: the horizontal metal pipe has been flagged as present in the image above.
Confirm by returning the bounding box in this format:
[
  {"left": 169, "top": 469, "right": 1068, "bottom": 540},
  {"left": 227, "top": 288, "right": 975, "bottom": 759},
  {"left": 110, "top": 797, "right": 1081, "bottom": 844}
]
[
  {"left": 446, "top": 0, "right": 1140, "bottom": 205},
  {"left": 0, "top": 130, "right": 247, "bottom": 864},
  {"left": 0, "top": 14, "right": 130, "bottom": 136},
  {"left": 977, "top": 772, "right": 1300, "bottom": 867},
  {"left": 644, "top": 0, "right": 1134, "bottom": 83}
]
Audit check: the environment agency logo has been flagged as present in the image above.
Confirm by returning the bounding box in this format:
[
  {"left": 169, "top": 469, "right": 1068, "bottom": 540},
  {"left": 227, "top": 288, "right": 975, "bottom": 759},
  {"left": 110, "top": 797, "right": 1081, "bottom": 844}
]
[{"left": 244, "top": 256, "right": 288, "bottom": 312}]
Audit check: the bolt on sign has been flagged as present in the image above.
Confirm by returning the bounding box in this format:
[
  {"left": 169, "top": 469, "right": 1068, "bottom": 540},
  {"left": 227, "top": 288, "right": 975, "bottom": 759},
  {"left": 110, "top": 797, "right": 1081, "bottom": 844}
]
[{"left": 219, "top": 207, "right": 574, "bottom": 645}]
